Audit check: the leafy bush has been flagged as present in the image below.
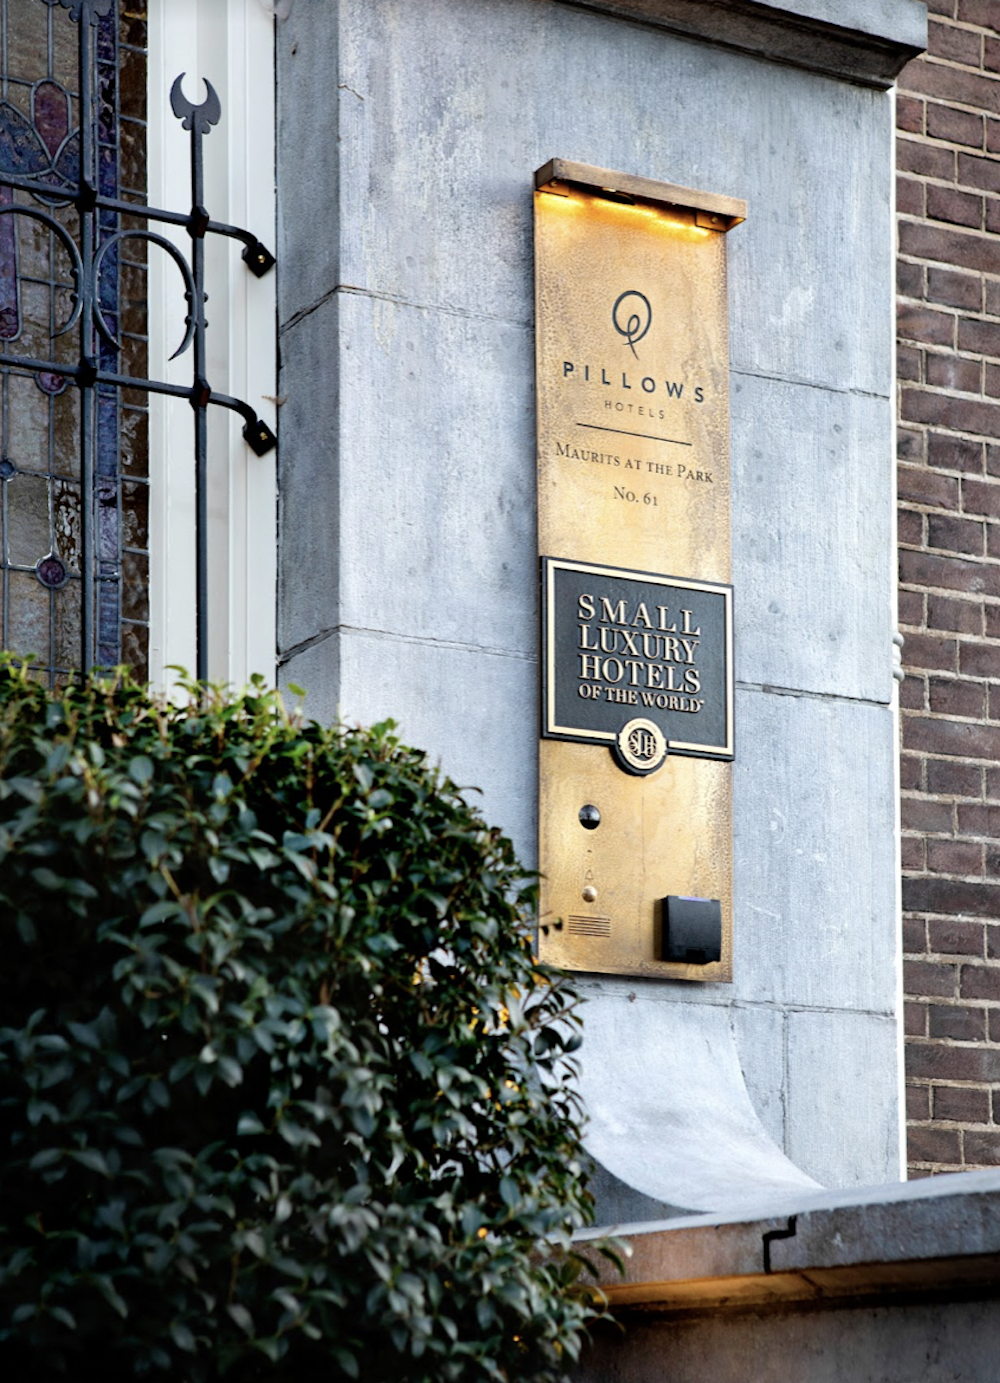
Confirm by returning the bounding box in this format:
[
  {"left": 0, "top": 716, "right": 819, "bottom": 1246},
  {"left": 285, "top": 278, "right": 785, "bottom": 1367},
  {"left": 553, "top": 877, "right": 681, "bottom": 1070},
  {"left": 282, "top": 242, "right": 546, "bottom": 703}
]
[{"left": 0, "top": 658, "right": 603, "bottom": 1381}]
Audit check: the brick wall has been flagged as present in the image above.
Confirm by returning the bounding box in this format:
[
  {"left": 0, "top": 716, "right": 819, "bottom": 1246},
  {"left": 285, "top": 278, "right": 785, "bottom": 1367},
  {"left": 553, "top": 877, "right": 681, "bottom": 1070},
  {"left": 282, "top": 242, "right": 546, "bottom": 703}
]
[{"left": 897, "top": 0, "right": 1000, "bottom": 1175}]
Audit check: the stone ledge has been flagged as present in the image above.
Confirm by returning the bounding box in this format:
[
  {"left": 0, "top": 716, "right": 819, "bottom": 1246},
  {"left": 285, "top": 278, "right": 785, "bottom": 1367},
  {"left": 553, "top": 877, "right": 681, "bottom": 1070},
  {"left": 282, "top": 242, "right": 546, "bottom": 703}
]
[
  {"left": 579, "top": 1168, "right": 1000, "bottom": 1315},
  {"left": 557, "top": 0, "right": 927, "bottom": 87}
]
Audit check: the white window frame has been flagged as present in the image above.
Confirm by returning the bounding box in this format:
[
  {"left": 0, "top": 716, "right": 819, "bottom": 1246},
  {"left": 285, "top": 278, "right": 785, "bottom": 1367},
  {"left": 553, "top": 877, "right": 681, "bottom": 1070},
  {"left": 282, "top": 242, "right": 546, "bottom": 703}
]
[{"left": 146, "top": 0, "right": 277, "bottom": 689}]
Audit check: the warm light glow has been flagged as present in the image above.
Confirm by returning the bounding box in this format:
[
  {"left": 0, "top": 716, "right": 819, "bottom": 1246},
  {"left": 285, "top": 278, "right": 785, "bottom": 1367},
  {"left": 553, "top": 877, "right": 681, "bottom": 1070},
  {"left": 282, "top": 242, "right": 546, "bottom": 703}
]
[{"left": 539, "top": 186, "right": 712, "bottom": 238}]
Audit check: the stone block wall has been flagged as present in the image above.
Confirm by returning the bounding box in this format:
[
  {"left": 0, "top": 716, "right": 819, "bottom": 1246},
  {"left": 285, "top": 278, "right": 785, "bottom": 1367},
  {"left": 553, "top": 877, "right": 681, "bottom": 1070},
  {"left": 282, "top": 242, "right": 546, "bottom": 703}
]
[{"left": 897, "top": 0, "right": 1000, "bottom": 1175}]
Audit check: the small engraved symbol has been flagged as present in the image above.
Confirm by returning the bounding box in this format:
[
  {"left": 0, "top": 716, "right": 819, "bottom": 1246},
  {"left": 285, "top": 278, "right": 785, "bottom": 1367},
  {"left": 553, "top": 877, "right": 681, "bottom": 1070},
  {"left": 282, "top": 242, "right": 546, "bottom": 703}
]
[
  {"left": 615, "top": 717, "right": 668, "bottom": 775},
  {"left": 628, "top": 726, "right": 658, "bottom": 762},
  {"left": 612, "top": 290, "right": 652, "bottom": 359}
]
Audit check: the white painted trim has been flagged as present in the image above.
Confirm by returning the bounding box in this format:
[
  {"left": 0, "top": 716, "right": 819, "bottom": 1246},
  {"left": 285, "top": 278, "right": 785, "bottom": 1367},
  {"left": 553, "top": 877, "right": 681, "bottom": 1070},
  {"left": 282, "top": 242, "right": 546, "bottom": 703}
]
[
  {"left": 888, "top": 86, "right": 907, "bottom": 1184},
  {"left": 147, "top": 0, "right": 276, "bottom": 690}
]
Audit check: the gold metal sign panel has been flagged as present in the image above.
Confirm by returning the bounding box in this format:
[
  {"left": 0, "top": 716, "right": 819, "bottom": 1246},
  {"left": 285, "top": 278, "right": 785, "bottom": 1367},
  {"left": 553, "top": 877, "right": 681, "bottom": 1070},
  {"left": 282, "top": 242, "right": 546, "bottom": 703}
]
[{"left": 534, "top": 159, "right": 744, "bottom": 983}]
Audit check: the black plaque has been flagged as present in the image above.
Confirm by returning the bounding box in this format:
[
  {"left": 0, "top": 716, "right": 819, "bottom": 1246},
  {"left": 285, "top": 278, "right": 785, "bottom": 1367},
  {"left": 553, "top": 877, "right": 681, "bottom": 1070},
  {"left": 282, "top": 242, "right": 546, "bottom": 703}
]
[{"left": 542, "top": 557, "right": 733, "bottom": 760}]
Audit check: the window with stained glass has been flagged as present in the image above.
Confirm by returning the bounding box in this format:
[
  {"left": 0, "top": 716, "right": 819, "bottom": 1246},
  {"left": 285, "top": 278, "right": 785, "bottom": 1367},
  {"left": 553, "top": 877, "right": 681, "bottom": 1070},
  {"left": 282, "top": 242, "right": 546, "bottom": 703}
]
[{"left": 0, "top": 0, "right": 150, "bottom": 684}]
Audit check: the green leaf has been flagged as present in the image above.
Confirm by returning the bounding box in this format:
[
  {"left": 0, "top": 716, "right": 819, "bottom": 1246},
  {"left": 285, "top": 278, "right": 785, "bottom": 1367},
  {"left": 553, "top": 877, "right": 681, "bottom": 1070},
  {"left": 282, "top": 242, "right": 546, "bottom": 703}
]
[
  {"left": 227, "top": 1303, "right": 254, "bottom": 1335},
  {"left": 170, "top": 1321, "right": 196, "bottom": 1352},
  {"left": 128, "top": 756, "right": 155, "bottom": 786},
  {"left": 29, "top": 1148, "right": 63, "bottom": 1170},
  {"left": 69, "top": 1148, "right": 111, "bottom": 1177},
  {"left": 499, "top": 1176, "right": 520, "bottom": 1209}
]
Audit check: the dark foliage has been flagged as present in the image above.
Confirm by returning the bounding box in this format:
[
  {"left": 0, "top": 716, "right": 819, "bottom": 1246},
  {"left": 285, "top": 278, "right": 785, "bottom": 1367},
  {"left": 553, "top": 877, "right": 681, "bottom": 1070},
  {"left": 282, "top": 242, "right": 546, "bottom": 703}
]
[{"left": 0, "top": 658, "right": 606, "bottom": 1381}]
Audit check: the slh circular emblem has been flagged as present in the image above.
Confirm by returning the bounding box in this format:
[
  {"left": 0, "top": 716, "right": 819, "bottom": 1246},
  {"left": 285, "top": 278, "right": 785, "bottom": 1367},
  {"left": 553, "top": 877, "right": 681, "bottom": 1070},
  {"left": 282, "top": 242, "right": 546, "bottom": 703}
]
[{"left": 614, "top": 717, "right": 668, "bottom": 775}]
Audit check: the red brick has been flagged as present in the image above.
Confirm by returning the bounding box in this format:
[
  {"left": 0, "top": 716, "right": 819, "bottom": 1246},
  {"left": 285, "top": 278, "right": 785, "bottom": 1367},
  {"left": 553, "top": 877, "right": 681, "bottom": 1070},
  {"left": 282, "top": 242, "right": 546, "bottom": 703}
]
[
  {"left": 899, "top": 427, "right": 926, "bottom": 463},
  {"left": 902, "top": 632, "right": 957, "bottom": 671},
  {"left": 898, "top": 137, "right": 956, "bottom": 182},
  {"left": 934, "top": 1084, "right": 991, "bottom": 1122},
  {"left": 927, "top": 183, "right": 983, "bottom": 231},
  {"left": 927, "top": 266, "right": 982, "bottom": 310},
  {"left": 987, "top": 524, "right": 1000, "bottom": 558},
  {"left": 903, "top": 59, "right": 1000, "bottom": 115},
  {"left": 904, "top": 958, "right": 959, "bottom": 996},
  {"left": 907, "top": 385, "right": 1000, "bottom": 436},
  {"left": 964, "top": 1130, "right": 1000, "bottom": 1165},
  {"left": 898, "top": 94, "right": 925, "bottom": 135},
  {"left": 986, "top": 766, "right": 1000, "bottom": 798},
  {"left": 988, "top": 443, "right": 1000, "bottom": 475},
  {"left": 986, "top": 605, "right": 1000, "bottom": 638},
  {"left": 900, "top": 752, "right": 925, "bottom": 791},
  {"left": 901, "top": 795, "right": 954, "bottom": 832},
  {"left": 900, "top": 675, "right": 927, "bottom": 710},
  {"left": 986, "top": 844, "right": 1000, "bottom": 871},
  {"left": 927, "top": 836, "right": 984, "bottom": 873},
  {"left": 906, "top": 1040, "right": 1000, "bottom": 1082},
  {"left": 907, "top": 1123, "right": 962, "bottom": 1164},
  {"left": 926, "top": 757, "right": 982, "bottom": 795},
  {"left": 929, "top": 18, "right": 983, "bottom": 66},
  {"left": 899, "top": 508, "right": 925, "bottom": 546},
  {"left": 898, "top": 344, "right": 923, "bottom": 382},
  {"left": 927, "top": 916, "right": 985, "bottom": 957},
  {"left": 923, "top": 0, "right": 954, "bottom": 16},
  {"left": 927, "top": 594, "right": 981, "bottom": 633},
  {"left": 986, "top": 280, "right": 1000, "bottom": 316},
  {"left": 898, "top": 464, "right": 960, "bottom": 507},
  {"left": 899, "top": 219, "right": 1000, "bottom": 275},
  {"left": 899, "top": 551, "right": 1000, "bottom": 600},
  {"left": 926, "top": 352, "right": 981, "bottom": 393},
  {"left": 991, "top": 1007, "right": 1000, "bottom": 1039},
  {"left": 929, "top": 676, "right": 986, "bottom": 716},
  {"left": 928, "top": 917, "right": 988, "bottom": 950},
  {"left": 959, "top": 639, "right": 1000, "bottom": 677},
  {"left": 903, "top": 915, "right": 928, "bottom": 953},
  {"left": 963, "top": 0, "right": 1000, "bottom": 28},
  {"left": 984, "top": 199, "right": 1000, "bottom": 235},
  {"left": 989, "top": 684, "right": 1000, "bottom": 719},
  {"left": 989, "top": 924, "right": 1000, "bottom": 957},
  {"left": 928, "top": 432, "right": 985, "bottom": 473},
  {"left": 927, "top": 102, "right": 983, "bottom": 149},
  {"left": 958, "top": 316, "right": 1000, "bottom": 357},
  {"left": 958, "top": 152, "right": 1000, "bottom": 194},
  {"left": 984, "top": 362, "right": 1000, "bottom": 396},
  {"left": 962, "top": 478, "right": 1000, "bottom": 516},
  {"left": 904, "top": 715, "right": 1000, "bottom": 760},
  {"left": 987, "top": 35, "right": 1000, "bottom": 70},
  {"left": 898, "top": 307, "right": 956, "bottom": 348},
  {"left": 958, "top": 802, "right": 999, "bottom": 834},
  {"left": 989, "top": 119, "right": 1000, "bottom": 155},
  {"left": 898, "top": 253, "right": 925, "bottom": 296},
  {"left": 908, "top": 1083, "right": 932, "bottom": 1120},
  {"left": 928, "top": 512, "right": 985, "bottom": 554},
  {"left": 960, "top": 963, "right": 1000, "bottom": 998},
  {"left": 928, "top": 1003, "right": 987, "bottom": 1039},
  {"left": 898, "top": 588, "right": 926, "bottom": 626},
  {"left": 902, "top": 835, "right": 926, "bottom": 870},
  {"left": 905, "top": 1001, "right": 928, "bottom": 1036}
]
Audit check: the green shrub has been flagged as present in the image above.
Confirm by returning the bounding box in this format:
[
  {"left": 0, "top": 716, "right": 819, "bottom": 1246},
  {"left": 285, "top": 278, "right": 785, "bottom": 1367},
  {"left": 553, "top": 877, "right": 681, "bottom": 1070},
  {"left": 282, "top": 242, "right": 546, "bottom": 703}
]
[{"left": 0, "top": 658, "right": 604, "bottom": 1381}]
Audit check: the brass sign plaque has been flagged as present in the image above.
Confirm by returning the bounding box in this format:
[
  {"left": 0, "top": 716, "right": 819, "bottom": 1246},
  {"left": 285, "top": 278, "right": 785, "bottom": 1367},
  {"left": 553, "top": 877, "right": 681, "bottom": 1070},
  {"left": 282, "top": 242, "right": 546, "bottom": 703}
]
[
  {"left": 534, "top": 159, "right": 744, "bottom": 982},
  {"left": 542, "top": 557, "right": 734, "bottom": 761}
]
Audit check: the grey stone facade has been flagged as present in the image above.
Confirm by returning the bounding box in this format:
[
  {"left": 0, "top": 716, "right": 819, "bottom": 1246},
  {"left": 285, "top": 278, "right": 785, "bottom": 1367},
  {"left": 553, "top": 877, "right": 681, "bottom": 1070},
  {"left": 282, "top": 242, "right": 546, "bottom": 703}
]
[{"left": 276, "top": 0, "right": 922, "bottom": 1213}]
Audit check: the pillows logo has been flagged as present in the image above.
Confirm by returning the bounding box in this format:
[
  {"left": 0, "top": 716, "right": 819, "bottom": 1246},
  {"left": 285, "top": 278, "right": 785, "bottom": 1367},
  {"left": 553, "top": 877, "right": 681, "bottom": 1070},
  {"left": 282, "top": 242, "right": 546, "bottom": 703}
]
[{"left": 612, "top": 290, "right": 652, "bottom": 358}]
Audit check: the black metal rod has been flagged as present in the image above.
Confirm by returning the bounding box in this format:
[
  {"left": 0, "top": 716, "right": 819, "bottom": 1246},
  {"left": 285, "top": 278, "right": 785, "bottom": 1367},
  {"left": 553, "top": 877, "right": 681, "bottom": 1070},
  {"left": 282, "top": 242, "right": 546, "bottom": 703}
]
[
  {"left": 1, "top": 354, "right": 275, "bottom": 439},
  {"left": 77, "top": 6, "right": 95, "bottom": 674},
  {"left": 189, "top": 111, "right": 209, "bottom": 683},
  {"left": 0, "top": 171, "right": 273, "bottom": 265}
]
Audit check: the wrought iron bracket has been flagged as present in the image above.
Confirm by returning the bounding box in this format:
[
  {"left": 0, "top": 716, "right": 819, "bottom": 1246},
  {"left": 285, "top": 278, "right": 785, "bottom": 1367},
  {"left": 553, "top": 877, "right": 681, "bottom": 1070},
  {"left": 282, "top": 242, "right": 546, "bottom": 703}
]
[{"left": 1, "top": 0, "right": 278, "bottom": 681}]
